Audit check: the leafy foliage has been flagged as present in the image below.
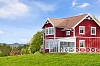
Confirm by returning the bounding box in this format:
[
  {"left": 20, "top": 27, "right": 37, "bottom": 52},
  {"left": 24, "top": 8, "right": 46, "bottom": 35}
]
[
  {"left": 0, "top": 43, "right": 29, "bottom": 56},
  {"left": 21, "top": 45, "right": 30, "bottom": 54},
  {"left": 29, "top": 32, "right": 43, "bottom": 54},
  {"left": 92, "top": 15, "right": 100, "bottom": 23},
  {"left": 0, "top": 44, "right": 11, "bottom": 56}
]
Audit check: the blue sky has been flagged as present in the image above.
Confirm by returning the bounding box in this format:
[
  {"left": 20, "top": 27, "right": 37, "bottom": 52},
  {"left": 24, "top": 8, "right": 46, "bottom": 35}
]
[{"left": 0, "top": 0, "right": 100, "bottom": 44}]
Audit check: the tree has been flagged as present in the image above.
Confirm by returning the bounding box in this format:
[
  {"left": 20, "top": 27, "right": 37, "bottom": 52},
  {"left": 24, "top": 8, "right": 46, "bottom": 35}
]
[
  {"left": 93, "top": 15, "right": 100, "bottom": 23},
  {"left": 0, "top": 44, "right": 11, "bottom": 56},
  {"left": 20, "top": 45, "right": 30, "bottom": 55},
  {"left": 29, "top": 31, "right": 43, "bottom": 54}
]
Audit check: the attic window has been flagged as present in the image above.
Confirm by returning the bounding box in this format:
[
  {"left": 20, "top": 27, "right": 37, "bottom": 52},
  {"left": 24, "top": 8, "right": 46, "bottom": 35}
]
[
  {"left": 46, "top": 20, "right": 50, "bottom": 24},
  {"left": 86, "top": 16, "right": 92, "bottom": 20}
]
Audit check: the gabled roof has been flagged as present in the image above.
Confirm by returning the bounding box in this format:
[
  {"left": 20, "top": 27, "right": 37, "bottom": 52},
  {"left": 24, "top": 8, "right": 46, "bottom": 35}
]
[{"left": 43, "top": 14, "right": 100, "bottom": 31}]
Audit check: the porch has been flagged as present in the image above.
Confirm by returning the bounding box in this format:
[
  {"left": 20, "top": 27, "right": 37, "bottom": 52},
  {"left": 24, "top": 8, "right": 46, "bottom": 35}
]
[{"left": 45, "top": 37, "right": 76, "bottom": 53}]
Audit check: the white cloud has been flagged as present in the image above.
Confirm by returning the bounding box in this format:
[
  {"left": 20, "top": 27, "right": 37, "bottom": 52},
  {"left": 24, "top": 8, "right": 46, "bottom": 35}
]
[
  {"left": 77, "top": 3, "right": 90, "bottom": 8},
  {"left": 72, "top": 0, "right": 90, "bottom": 9},
  {"left": 33, "top": 1, "right": 56, "bottom": 12},
  {"left": 0, "top": 0, "right": 29, "bottom": 18},
  {"left": 0, "top": 30, "right": 4, "bottom": 34},
  {"left": 0, "top": 0, "right": 57, "bottom": 19},
  {"left": 72, "top": 0, "right": 77, "bottom": 6},
  {"left": 20, "top": 38, "right": 29, "bottom": 44}
]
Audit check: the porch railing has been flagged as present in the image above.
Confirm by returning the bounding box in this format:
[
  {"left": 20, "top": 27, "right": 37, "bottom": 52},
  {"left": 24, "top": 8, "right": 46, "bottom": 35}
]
[
  {"left": 60, "top": 47, "right": 75, "bottom": 52},
  {"left": 76, "top": 47, "right": 100, "bottom": 53}
]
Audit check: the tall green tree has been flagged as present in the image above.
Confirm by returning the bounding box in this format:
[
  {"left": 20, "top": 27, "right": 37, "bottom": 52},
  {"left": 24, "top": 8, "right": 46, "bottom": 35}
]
[
  {"left": 29, "top": 31, "right": 43, "bottom": 53},
  {"left": 93, "top": 15, "right": 100, "bottom": 23}
]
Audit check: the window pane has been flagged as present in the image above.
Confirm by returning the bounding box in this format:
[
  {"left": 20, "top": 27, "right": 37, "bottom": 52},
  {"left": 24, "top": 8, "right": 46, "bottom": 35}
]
[
  {"left": 91, "top": 27, "right": 96, "bottom": 35},
  {"left": 51, "top": 28, "right": 54, "bottom": 34},
  {"left": 46, "top": 42, "right": 49, "bottom": 48},
  {"left": 46, "top": 29, "right": 48, "bottom": 34},
  {"left": 49, "top": 28, "right": 52, "bottom": 34},
  {"left": 50, "top": 43, "right": 53, "bottom": 49},
  {"left": 67, "top": 31, "right": 70, "bottom": 35},
  {"left": 46, "top": 28, "right": 54, "bottom": 35},
  {"left": 79, "top": 26, "right": 84, "bottom": 34},
  {"left": 80, "top": 43, "right": 83, "bottom": 47},
  {"left": 79, "top": 40, "right": 85, "bottom": 47},
  {"left": 92, "top": 28, "right": 95, "bottom": 34},
  {"left": 80, "top": 30, "right": 83, "bottom": 33}
]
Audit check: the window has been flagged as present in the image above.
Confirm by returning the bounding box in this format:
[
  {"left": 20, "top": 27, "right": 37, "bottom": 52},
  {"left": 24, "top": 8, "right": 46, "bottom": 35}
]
[
  {"left": 66, "top": 31, "right": 70, "bottom": 35},
  {"left": 50, "top": 42, "right": 53, "bottom": 49},
  {"left": 45, "top": 42, "right": 49, "bottom": 49},
  {"left": 46, "top": 28, "right": 48, "bottom": 34},
  {"left": 86, "top": 16, "right": 92, "bottom": 20},
  {"left": 79, "top": 40, "right": 85, "bottom": 48},
  {"left": 79, "top": 26, "right": 85, "bottom": 34},
  {"left": 91, "top": 27, "right": 96, "bottom": 35},
  {"left": 45, "top": 27, "right": 54, "bottom": 35}
]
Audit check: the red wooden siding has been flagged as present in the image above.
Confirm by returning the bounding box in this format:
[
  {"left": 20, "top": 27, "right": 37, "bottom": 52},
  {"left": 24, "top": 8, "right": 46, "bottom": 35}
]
[
  {"left": 75, "top": 19, "right": 100, "bottom": 37},
  {"left": 70, "top": 31, "right": 73, "bottom": 37},
  {"left": 56, "top": 28, "right": 73, "bottom": 37},
  {"left": 43, "top": 23, "right": 53, "bottom": 28},
  {"left": 76, "top": 38, "right": 100, "bottom": 48},
  {"left": 56, "top": 28, "right": 64, "bottom": 37},
  {"left": 45, "top": 35, "right": 54, "bottom": 39}
]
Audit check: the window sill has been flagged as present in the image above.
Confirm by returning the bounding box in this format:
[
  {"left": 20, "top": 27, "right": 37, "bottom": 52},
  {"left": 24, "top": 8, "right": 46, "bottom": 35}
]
[
  {"left": 91, "top": 34, "right": 96, "bottom": 35},
  {"left": 79, "top": 33, "right": 85, "bottom": 34}
]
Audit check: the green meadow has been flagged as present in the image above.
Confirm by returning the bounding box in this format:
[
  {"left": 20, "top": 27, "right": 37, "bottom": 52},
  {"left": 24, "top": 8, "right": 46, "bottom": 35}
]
[{"left": 0, "top": 52, "right": 100, "bottom": 66}]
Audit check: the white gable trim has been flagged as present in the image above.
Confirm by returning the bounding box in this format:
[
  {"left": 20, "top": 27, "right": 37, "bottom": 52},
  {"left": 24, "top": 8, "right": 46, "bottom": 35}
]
[
  {"left": 89, "top": 14, "right": 100, "bottom": 26},
  {"left": 47, "top": 18, "right": 54, "bottom": 27},
  {"left": 42, "top": 18, "right": 54, "bottom": 29},
  {"left": 72, "top": 14, "right": 88, "bottom": 29},
  {"left": 72, "top": 14, "right": 100, "bottom": 29}
]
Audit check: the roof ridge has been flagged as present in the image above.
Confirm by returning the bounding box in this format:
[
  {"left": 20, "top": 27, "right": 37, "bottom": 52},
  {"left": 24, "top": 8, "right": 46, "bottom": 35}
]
[{"left": 62, "top": 14, "right": 88, "bottom": 19}]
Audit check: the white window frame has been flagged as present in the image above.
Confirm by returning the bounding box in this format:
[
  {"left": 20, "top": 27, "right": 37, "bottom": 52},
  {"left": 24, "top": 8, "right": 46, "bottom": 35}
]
[
  {"left": 66, "top": 31, "right": 70, "bottom": 35},
  {"left": 79, "top": 40, "right": 85, "bottom": 48},
  {"left": 91, "top": 27, "right": 96, "bottom": 35},
  {"left": 79, "top": 26, "right": 85, "bottom": 34},
  {"left": 45, "top": 27, "right": 54, "bottom": 35}
]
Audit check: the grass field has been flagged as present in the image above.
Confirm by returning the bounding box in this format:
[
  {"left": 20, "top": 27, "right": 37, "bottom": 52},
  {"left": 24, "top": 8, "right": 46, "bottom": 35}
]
[{"left": 0, "top": 52, "right": 100, "bottom": 66}]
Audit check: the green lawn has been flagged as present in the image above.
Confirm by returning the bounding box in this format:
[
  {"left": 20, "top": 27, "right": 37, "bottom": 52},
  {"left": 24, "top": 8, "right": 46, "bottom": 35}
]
[{"left": 0, "top": 52, "right": 100, "bottom": 66}]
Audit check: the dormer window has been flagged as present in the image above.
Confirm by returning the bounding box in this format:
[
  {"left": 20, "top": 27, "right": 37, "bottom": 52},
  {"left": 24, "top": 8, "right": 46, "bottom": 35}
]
[
  {"left": 45, "top": 27, "right": 54, "bottom": 35},
  {"left": 66, "top": 31, "right": 70, "bottom": 35},
  {"left": 79, "top": 26, "right": 85, "bottom": 34}
]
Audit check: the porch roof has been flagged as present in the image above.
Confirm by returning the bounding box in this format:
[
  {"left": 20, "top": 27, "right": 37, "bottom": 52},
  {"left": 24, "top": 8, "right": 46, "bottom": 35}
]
[{"left": 57, "top": 37, "right": 76, "bottom": 42}]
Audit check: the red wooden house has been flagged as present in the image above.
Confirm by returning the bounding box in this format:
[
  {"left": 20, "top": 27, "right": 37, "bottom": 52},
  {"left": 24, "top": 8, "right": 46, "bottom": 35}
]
[
  {"left": 42, "top": 14, "right": 100, "bottom": 53},
  {"left": 11, "top": 51, "right": 20, "bottom": 56}
]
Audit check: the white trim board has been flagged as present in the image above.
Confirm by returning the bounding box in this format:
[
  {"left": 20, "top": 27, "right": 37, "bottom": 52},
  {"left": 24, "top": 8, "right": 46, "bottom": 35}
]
[
  {"left": 76, "top": 36, "right": 100, "bottom": 38},
  {"left": 47, "top": 18, "right": 55, "bottom": 27}
]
